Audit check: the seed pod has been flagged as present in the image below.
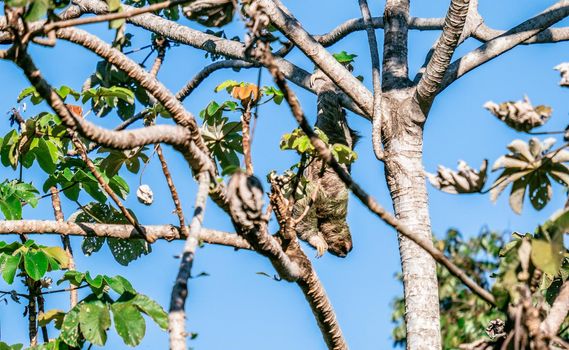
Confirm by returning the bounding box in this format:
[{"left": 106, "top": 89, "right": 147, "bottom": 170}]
[
  {"left": 136, "top": 184, "right": 153, "bottom": 205},
  {"left": 227, "top": 172, "right": 264, "bottom": 230}
]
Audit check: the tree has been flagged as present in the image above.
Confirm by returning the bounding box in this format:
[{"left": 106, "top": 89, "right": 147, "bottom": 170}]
[{"left": 0, "top": 0, "right": 568, "bottom": 349}]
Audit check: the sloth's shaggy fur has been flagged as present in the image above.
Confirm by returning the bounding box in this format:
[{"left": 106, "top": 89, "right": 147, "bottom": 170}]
[{"left": 292, "top": 69, "right": 359, "bottom": 257}]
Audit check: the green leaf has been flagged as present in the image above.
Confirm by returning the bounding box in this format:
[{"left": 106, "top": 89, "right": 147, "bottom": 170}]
[
  {"left": 60, "top": 305, "right": 81, "bottom": 347},
  {"left": 531, "top": 237, "right": 564, "bottom": 276},
  {"left": 79, "top": 300, "right": 111, "bottom": 346},
  {"left": 24, "top": 250, "right": 49, "bottom": 281},
  {"left": 25, "top": 0, "right": 49, "bottom": 22},
  {"left": 215, "top": 80, "right": 239, "bottom": 93},
  {"left": 82, "top": 237, "right": 105, "bottom": 256},
  {"left": 85, "top": 272, "right": 104, "bottom": 289},
  {"left": 105, "top": 275, "right": 135, "bottom": 295},
  {"left": 132, "top": 294, "right": 168, "bottom": 330},
  {"left": 107, "top": 238, "right": 151, "bottom": 266},
  {"left": 111, "top": 301, "right": 146, "bottom": 346},
  {"left": 38, "top": 309, "right": 66, "bottom": 328},
  {"left": 42, "top": 246, "right": 69, "bottom": 269},
  {"left": 332, "top": 50, "right": 357, "bottom": 64},
  {"left": 1, "top": 253, "right": 21, "bottom": 284},
  {"left": 35, "top": 138, "right": 58, "bottom": 174},
  {"left": 0, "top": 194, "right": 22, "bottom": 220}
]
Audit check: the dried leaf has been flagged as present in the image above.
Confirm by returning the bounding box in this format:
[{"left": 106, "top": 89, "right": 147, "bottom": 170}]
[{"left": 484, "top": 96, "right": 552, "bottom": 132}]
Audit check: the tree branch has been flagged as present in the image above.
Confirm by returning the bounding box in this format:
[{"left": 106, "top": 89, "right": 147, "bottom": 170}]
[
  {"left": 316, "top": 16, "right": 445, "bottom": 47},
  {"left": 440, "top": 0, "right": 569, "bottom": 92},
  {"left": 70, "top": 0, "right": 365, "bottom": 118},
  {"left": 55, "top": 27, "right": 208, "bottom": 154},
  {"left": 473, "top": 22, "right": 569, "bottom": 45},
  {"left": 264, "top": 52, "right": 496, "bottom": 306},
  {"left": 416, "top": 0, "right": 470, "bottom": 110},
  {"left": 357, "top": 0, "right": 384, "bottom": 160},
  {"left": 0, "top": 220, "right": 250, "bottom": 249},
  {"left": 169, "top": 173, "right": 209, "bottom": 350},
  {"left": 258, "top": 0, "right": 373, "bottom": 117},
  {"left": 541, "top": 281, "right": 569, "bottom": 336}
]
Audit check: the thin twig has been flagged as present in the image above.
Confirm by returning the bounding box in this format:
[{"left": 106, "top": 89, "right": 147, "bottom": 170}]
[
  {"left": 357, "top": 0, "right": 384, "bottom": 160},
  {"left": 242, "top": 101, "right": 254, "bottom": 175},
  {"left": 169, "top": 172, "right": 210, "bottom": 350},
  {"left": 42, "top": 0, "right": 189, "bottom": 33}
]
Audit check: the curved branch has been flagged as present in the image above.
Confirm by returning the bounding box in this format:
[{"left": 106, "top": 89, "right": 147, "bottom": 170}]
[
  {"left": 541, "top": 281, "right": 569, "bottom": 336},
  {"left": 440, "top": 0, "right": 569, "bottom": 92},
  {"left": 358, "top": 0, "right": 384, "bottom": 160},
  {"left": 265, "top": 53, "right": 496, "bottom": 306},
  {"left": 55, "top": 27, "right": 208, "bottom": 154},
  {"left": 473, "top": 22, "right": 569, "bottom": 44},
  {"left": 70, "top": 0, "right": 365, "bottom": 118},
  {"left": 416, "top": 0, "right": 470, "bottom": 109},
  {"left": 315, "top": 16, "right": 445, "bottom": 47},
  {"left": 177, "top": 59, "right": 255, "bottom": 102},
  {"left": 258, "top": 0, "right": 373, "bottom": 117},
  {"left": 0, "top": 220, "right": 250, "bottom": 249}
]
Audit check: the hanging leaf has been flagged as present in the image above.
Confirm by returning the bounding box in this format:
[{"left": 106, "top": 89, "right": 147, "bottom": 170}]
[
  {"left": 79, "top": 300, "right": 111, "bottom": 346},
  {"left": 490, "top": 138, "right": 569, "bottom": 214},
  {"left": 427, "top": 160, "right": 488, "bottom": 194},
  {"left": 484, "top": 96, "right": 552, "bottom": 132},
  {"left": 111, "top": 301, "right": 146, "bottom": 347}
]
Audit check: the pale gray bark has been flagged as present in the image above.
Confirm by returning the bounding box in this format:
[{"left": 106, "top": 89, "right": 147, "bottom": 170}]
[
  {"left": 169, "top": 173, "right": 210, "bottom": 350},
  {"left": 0, "top": 220, "right": 250, "bottom": 249},
  {"left": 541, "top": 282, "right": 569, "bottom": 336}
]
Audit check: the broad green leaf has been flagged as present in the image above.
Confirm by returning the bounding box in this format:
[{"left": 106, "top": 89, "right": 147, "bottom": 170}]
[
  {"left": 332, "top": 51, "right": 357, "bottom": 64},
  {"left": 107, "top": 238, "right": 151, "bottom": 266},
  {"left": 38, "top": 309, "right": 66, "bottom": 328},
  {"left": 42, "top": 246, "right": 69, "bottom": 269},
  {"left": 531, "top": 238, "right": 564, "bottom": 276},
  {"left": 24, "top": 250, "right": 49, "bottom": 281},
  {"left": 79, "top": 300, "right": 111, "bottom": 346},
  {"left": 82, "top": 237, "right": 105, "bottom": 256},
  {"left": 1, "top": 253, "right": 21, "bottom": 284},
  {"left": 105, "top": 275, "right": 135, "bottom": 295},
  {"left": 25, "top": 0, "right": 49, "bottom": 21},
  {"left": 132, "top": 294, "right": 168, "bottom": 330},
  {"left": 111, "top": 301, "right": 146, "bottom": 346},
  {"left": 215, "top": 80, "right": 239, "bottom": 93},
  {"left": 60, "top": 305, "right": 81, "bottom": 347}
]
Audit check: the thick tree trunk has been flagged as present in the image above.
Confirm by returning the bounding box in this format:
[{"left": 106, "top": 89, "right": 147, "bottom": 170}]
[{"left": 382, "top": 90, "right": 441, "bottom": 350}]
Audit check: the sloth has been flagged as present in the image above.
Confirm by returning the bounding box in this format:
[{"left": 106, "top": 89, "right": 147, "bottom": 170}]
[{"left": 292, "top": 69, "right": 359, "bottom": 258}]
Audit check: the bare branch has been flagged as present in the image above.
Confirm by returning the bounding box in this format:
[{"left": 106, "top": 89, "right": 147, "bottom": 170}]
[
  {"left": 316, "top": 16, "right": 445, "bottom": 47},
  {"left": 0, "top": 220, "right": 250, "bottom": 249},
  {"left": 416, "top": 0, "right": 470, "bottom": 109},
  {"left": 541, "top": 281, "right": 569, "bottom": 336},
  {"left": 169, "top": 173, "right": 210, "bottom": 350},
  {"left": 258, "top": 0, "right": 373, "bottom": 117},
  {"left": 441, "top": 0, "right": 569, "bottom": 92},
  {"left": 71, "top": 0, "right": 366, "bottom": 118},
  {"left": 357, "top": 0, "right": 384, "bottom": 160},
  {"left": 55, "top": 27, "right": 208, "bottom": 153},
  {"left": 43, "top": 0, "right": 188, "bottom": 32},
  {"left": 264, "top": 52, "right": 496, "bottom": 306},
  {"left": 473, "top": 22, "right": 569, "bottom": 45},
  {"left": 176, "top": 60, "right": 255, "bottom": 102}
]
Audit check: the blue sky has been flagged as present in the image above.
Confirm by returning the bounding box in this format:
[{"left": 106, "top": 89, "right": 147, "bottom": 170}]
[{"left": 1, "top": 0, "right": 569, "bottom": 349}]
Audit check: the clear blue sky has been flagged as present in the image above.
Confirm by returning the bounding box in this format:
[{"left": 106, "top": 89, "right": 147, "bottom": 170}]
[{"left": 1, "top": 0, "right": 569, "bottom": 349}]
